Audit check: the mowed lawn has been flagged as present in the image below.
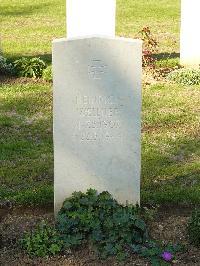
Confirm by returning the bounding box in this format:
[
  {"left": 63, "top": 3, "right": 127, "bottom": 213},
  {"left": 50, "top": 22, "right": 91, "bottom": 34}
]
[
  {"left": 1, "top": 0, "right": 200, "bottom": 206},
  {"left": 1, "top": 0, "right": 180, "bottom": 59},
  {"left": 0, "top": 84, "right": 53, "bottom": 205}
]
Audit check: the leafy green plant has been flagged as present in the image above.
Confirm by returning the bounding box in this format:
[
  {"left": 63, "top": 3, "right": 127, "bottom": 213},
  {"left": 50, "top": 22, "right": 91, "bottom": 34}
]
[
  {"left": 0, "top": 55, "right": 15, "bottom": 75},
  {"left": 139, "top": 27, "right": 158, "bottom": 68},
  {"left": 167, "top": 68, "right": 200, "bottom": 85},
  {"left": 14, "top": 57, "right": 46, "bottom": 78},
  {"left": 132, "top": 241, "right": 183, "bottom": 265},
  {"left": 42, "top": 65, "right": 52, "bottom": 82},
  {"left": 20, "top": 189, "right": 183, "bottom": 264},
  {"left": 57, "top": 189, "right": 148, "bottom": 261},
  {"left": 188, "top": 209, "right": 200, "bottom": 247},
  {"left": 20, "top": 221, "right": 63, "bottom": 257}
]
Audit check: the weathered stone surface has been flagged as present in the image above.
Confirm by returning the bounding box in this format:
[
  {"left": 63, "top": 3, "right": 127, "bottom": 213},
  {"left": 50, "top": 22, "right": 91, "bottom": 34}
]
[{"left": 53, "top": 37, "right": 142, "bottom": 213}]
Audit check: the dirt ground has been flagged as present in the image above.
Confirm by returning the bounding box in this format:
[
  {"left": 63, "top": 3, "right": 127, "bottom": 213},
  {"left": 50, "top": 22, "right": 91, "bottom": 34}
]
[
  {"left": 0, "top": 206, "right": 199, "bottom": 266},
  {"left": 0, "top": 75, "right": 50, "bottom": 86}
]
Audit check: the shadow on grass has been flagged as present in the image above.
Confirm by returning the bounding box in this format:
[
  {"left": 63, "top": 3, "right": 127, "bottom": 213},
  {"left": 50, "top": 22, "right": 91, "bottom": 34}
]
[
  {"left": 6, "top": 54, "right": 52, "bottom": 65},
  {"left": 154, "top": 52, "right": 180, "bottom": 61},
  {"left": 7, "top": 52, "right": 180, "bottom": 65}
]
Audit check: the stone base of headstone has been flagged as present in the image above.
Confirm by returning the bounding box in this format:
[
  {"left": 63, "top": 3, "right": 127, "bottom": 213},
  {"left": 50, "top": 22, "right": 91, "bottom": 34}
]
[{"left": 53, "top": 37, "right": 142, "bottom": 214}]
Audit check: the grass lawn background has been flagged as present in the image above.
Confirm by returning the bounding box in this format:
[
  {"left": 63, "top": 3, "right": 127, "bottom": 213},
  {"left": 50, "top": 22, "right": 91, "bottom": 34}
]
[
  {"left": 1, "top": 0, "right": 200, "bottom": 206},
  {"left": 1, "top": 0, "right": 180, "bottom": 59}
]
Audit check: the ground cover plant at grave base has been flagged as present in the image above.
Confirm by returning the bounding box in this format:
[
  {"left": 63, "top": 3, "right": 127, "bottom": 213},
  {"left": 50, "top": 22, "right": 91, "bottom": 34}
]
[
  {"left": 167, "top": 68, "right": 200, "bottom": 85},
  {"left": 56, "top": 189, "right": 148, "bottom": 261},
  {"left": 20, "top": 221, "right": 63, "bottom": 257},
  {"left": 188, "top": 209, "right": 200, "bottom": 247},
  {"left": 20, "top": 189, "right": 183, "bottom": 264}
]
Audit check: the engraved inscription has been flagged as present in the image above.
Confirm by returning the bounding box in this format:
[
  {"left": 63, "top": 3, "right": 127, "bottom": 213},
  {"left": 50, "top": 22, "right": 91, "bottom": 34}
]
[
  {"left": 73, "top": 95, "right": 127, "bottom": 143},
  {"left": 72, "top": 131, "right": 122, "bottom": 142},
  {"left": 77, "top": 120, "right": 121, "bottom": 130},
  {"left": 88, "top": 60, "right": 107, "bottom": 80},
  {"left": 75, "top": 95, "right": 126, "bottom": 106},
  {"left": 77, "top": 107, "right": 120, "bottom": 117}
]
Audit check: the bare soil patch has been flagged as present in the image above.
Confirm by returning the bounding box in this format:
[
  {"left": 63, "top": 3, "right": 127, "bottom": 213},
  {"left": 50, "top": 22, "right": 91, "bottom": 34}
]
[{"left": 0, "top": 75, "right": 50, "bottom": 86}]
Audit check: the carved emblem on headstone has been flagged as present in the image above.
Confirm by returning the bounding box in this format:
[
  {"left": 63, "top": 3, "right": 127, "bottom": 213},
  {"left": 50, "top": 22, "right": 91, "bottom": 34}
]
[{"left": 88, "top": 59, "right": 108, "bottom": 80}]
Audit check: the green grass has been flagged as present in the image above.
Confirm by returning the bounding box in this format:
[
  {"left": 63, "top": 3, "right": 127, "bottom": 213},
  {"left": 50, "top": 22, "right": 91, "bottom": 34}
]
[
  {"left": 0, "top": 82, "right": 199, "bottom": 206},
  {"left": 0, "top": 83, "right": 53, "bottom": 205},
  {"left": 1, "top": 0, "right": 180, "bottom": 60},
  {"left": 142, "top": 83, "right": 200, "bottom": 205}
]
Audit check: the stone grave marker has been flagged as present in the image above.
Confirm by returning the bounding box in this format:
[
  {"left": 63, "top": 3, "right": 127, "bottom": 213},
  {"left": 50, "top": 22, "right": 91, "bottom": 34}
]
[
  {"left": 53, "top": 0, "right": 142, "bottom": 213},
  {"left": 180, "top": 0, "right": 200, "bottom": 67},
  {"left": 67, "top": 0, "right": 116, "bottom": 39}
]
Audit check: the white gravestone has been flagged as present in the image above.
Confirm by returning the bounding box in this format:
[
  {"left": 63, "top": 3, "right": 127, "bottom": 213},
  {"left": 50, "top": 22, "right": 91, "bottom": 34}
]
[
  {"left": 180, "top": 0, "right": 200, "bottom": 67},
  {"left": 67, "top": 0, "right": 116, "bottom": 39},
  {"left": 53, "top": 0, "right": 142, "bottom": 213}
]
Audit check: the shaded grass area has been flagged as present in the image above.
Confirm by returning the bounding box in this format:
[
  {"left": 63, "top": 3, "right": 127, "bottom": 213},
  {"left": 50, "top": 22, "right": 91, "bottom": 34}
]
[
  {"left": 0, "top": 82, "right": 199, "bottom": 206},
  {"left": 142, "top": 83, "right": 200, "bottom": 205},
  {"left": 1, "top": 0, "right": 180, "bottom": 59},
  {"left": 0, "top": 84, "right": 53, "bottom": 205}
]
